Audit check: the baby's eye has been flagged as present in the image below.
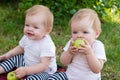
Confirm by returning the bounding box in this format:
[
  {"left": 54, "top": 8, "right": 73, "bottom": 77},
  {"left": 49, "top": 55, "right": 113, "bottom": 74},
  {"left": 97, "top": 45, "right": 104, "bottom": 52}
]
[
  {"left": 25, "top": 24, "right": 29, "bottom": 27},
  {"left": 34, "top": 26, "right": 39, "bottom": 29},
  {"left": 83, "top": 31, "right": 88, "bottom": 34},
  {"left": 73, "top": 31, "right": 78, "bottom": 34}
]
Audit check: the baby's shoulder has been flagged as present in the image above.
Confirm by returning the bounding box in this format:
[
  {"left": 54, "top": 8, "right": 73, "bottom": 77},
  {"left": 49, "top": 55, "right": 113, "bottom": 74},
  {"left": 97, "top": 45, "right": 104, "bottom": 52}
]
[{"left": 94, "top": 40, "right": 104, "bottom": 45}]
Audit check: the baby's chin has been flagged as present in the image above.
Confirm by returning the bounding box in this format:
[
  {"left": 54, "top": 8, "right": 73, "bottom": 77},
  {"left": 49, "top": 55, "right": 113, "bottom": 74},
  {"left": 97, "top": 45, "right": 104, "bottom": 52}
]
[
  {"left": 25, "top": 35, "right": 35, "bottom": 40},
  {"left": 27, "top": 36, "right": 35, "bottom": 40},
  {"left": 30, "top": 36, "right": 45, "bottom": 41}
]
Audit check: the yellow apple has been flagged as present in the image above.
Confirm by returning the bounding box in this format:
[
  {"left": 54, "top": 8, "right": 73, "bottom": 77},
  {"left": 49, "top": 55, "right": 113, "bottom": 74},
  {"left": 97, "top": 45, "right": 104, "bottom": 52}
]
[
  {"left": 7, "top": 71, "right": 18, "bottom": 80},
  {"left": 73, "top": 38, "right": 85, "bottom": 48}
]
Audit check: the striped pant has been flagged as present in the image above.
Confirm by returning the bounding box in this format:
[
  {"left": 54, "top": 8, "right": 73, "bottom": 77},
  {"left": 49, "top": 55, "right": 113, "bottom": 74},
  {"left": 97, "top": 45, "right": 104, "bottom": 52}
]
[
  {"left": 47, "top": 72, "right": 68, "bottom": 80},
  {"left": 0, "top": 54, "right": 49, "bottom": 80}
]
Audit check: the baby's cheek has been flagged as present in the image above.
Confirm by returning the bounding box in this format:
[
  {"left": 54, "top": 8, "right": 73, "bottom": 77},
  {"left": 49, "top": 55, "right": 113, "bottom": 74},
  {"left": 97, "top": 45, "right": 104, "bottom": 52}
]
[{"left": 72, "top": 36, "right": 77, "bottom": 40}]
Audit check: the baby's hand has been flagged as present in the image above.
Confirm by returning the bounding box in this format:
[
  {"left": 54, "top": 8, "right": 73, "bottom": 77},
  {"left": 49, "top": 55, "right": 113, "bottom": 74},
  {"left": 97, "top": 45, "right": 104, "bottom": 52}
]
[
  {"left": 77, "top": 39, "right": 92, "bottom": 55},
  {"left": 14, "top": 67, "right": 27, "bottom": 79},
  {"left": 68, "top": 41, "right": 80, "bottom": 55},
  {"left": 0, "top": 54, "right": 8, "bottom": 61}
]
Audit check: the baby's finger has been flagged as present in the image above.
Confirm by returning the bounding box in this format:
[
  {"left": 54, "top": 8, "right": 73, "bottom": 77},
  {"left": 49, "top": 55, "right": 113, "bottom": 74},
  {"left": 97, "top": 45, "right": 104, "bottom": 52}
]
[{"left": 82, "top": 39, "right": 89, "bottom": 45}]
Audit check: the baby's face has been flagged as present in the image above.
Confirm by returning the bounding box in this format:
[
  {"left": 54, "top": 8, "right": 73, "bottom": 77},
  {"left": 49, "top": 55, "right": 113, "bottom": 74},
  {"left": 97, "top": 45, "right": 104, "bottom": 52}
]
[
  {"left": 24, "top": 13, "right": 48, "bottom": 40},
  {"left": 71, "top": 17, "right": 99, "bottom": 45}
]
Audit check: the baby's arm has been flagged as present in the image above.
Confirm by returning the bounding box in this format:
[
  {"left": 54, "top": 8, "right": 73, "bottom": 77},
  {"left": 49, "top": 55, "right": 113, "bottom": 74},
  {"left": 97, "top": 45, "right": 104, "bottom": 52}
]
[
  {"left": 14, "top": 57, "right": 51, "bottom": 78},
  {"left": 78, "top": 40, "right": 104, "bottom": 73},
  {"left": 61, "top": 44, "right": 83, "bottom": 66},
  {"left": 60, "top": 49, "right": 74, "bottom": 65},
  {"left": 60, "top": 41, "right": 77, "bottom": 65},
  {"left": 26, "top": 57, "right": 51, "bottom": 74},
  {"left": 0, "top": 45, "right": 24, "bottom": 61},
  {"left": 85, "top": 50, "right": 104, "bottom": 73}
]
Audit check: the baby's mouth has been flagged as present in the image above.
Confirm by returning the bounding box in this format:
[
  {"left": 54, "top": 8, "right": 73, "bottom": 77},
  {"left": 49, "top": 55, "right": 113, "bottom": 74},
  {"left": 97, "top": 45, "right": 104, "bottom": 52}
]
[{"left": 27, "top": 32, "right": 34, "bottom": 37}]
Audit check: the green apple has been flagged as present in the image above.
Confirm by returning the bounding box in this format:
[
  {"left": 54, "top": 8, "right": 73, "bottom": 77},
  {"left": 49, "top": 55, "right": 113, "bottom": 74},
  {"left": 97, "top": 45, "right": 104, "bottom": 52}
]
[
  {"left": 73, "top": 38, "right": 85, "bottom": 48},
  {"left": 7, "top": 71, "right": 18, "bottom": 80}
]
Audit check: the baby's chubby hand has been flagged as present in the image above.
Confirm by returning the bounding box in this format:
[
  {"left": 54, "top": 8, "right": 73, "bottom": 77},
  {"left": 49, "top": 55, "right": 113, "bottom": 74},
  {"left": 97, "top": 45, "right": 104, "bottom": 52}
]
[
  {"left": 0, "top": 54, "right": 9, "bottom": 61},
  {"left": 14, "top": 67, "right": 27, "bottom": 79},
  {"left": 77, "top": 39, "right": 93, "bottom": 55},
  {"left": 68, "top": 40, "right": 80, "bottom": 55},
  {"left": 68, "top": 38, "right": 93, "bottom": 55}
]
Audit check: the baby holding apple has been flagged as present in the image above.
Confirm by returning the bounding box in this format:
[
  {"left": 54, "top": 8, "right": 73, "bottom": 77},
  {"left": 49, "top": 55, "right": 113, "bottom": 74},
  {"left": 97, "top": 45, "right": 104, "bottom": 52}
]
[
  {"left": 0, "top": 5, "right": 57, "bottom": 80},
  {"left": 47, "top": 8, "right": 107, "bottom": 80}
]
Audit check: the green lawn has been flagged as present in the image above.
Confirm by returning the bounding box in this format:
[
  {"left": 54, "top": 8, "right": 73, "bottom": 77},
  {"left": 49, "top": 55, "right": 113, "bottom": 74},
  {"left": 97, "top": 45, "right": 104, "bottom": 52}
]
[{"left": 0, "top": 4, "right": 120, "bottom": 80}]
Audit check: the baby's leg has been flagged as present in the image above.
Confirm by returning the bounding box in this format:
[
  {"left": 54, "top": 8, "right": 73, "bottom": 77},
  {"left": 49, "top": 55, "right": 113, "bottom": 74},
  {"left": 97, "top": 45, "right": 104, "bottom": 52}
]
[
  {"left": 47, "top": 72, "right": 68, "bottom": 80},
  {"left": 0, "top": 66, "right": 6, "bottom": 74},
  {"left": 0, "top": 54, "right": 25, "bottom": 74},
  {"left": 25, "top": 72, "right": 49, "bottom": 80}
]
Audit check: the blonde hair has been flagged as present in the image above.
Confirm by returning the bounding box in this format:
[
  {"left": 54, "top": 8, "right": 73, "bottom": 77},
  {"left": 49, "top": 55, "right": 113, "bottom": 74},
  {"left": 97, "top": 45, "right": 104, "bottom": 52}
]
[
  {"left": 25, "top": 5, "right": 54, "bottom": 33},
  {"left": 69, "top": 8, "right": 101, "bottom": 33}
]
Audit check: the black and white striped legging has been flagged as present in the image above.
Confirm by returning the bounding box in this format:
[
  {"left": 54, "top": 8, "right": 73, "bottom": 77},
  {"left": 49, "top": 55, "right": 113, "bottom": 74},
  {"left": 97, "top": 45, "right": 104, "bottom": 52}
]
[
  {"left": 0, "top": 54, "right": 49, "bottom": 80},
  {"left": 47, "top": 72, "right": 68, "bottom": 80}
]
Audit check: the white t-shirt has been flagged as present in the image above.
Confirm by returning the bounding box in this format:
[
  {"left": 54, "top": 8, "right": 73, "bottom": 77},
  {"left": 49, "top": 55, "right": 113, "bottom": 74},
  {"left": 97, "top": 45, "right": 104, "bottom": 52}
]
[
  {"left": 64, "top": 40, "right": 107, "bottom": 80},
  {"left": 19, "top": 35, "right": 57, "bottom": 74}
]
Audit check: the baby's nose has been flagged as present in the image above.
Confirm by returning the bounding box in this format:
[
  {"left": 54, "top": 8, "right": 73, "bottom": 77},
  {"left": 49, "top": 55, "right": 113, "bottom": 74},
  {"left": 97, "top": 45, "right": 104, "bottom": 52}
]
[{"left": 77, "top": 34, "right": 83, "bottom": 38}]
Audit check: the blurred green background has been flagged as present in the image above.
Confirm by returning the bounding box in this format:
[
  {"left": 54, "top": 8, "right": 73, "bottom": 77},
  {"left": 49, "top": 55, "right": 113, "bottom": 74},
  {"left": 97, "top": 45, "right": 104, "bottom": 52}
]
[{"left": 0, "top": 0, "right": 120, "bottom": 79}]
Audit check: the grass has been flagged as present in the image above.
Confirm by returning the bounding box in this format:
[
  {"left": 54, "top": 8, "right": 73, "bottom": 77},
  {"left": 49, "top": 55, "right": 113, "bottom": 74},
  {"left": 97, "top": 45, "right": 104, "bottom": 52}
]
[
  {"left": 100, "top": 14, "right": 120, "bottom": 80},
  {"left": 0, "top": 4, "right": 120, "bottom": 80}
]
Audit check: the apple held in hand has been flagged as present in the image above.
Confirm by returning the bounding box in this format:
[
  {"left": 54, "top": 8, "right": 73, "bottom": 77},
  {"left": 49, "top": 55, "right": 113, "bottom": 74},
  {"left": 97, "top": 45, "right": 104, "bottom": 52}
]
[
  {"left": 7, "top": 71, "right": 18, "bottom": 80},
  {"left": 73, "top": 38, "right": 85, "bottom": 48}
]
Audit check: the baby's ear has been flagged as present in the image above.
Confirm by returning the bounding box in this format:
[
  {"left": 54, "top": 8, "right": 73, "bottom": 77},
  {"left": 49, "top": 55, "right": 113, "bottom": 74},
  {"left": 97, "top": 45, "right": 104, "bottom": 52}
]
[
  {"left": 95, "top": 31, "right": 101, "bottom": 38},
  {"left": 46, "top": 28, "right": 52, "bottom": 34}
]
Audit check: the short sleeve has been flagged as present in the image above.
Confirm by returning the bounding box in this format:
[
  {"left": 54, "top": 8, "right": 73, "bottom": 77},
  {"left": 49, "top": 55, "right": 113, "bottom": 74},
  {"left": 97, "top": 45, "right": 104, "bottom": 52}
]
[
  {"left": 19, "top": 35, "right": 26, "bottom": 48},
  {"left": 40, "top": 47, "right": 56, "bottom": 57},
  {"left": 38, "top": 35, "right": 56, "bottom": 58},
  {"left": 63, "top": 40, "right": 71, "bottom": 51},
  {"left": 92, "top": 40, "right": 107, "bottom": 62}
]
